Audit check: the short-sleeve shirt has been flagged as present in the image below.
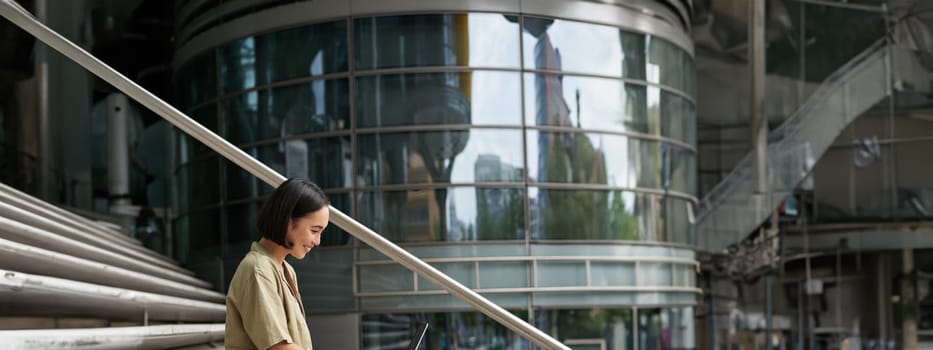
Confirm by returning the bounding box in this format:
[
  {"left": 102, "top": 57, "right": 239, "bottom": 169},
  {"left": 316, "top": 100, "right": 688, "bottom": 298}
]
[{"left": 226, "top": 242, "right": 313, "bottom": 350}]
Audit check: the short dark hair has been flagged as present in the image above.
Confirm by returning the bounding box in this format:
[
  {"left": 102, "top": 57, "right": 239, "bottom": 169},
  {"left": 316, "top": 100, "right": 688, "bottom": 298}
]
[{"left": 256, "top": 178, "right": 329, "bottom": 248}]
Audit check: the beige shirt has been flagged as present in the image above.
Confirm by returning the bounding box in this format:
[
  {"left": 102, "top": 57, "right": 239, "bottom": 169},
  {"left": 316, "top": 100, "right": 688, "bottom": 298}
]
[{"left": 226, "top": 242, "right": 313, "bottom": 350}]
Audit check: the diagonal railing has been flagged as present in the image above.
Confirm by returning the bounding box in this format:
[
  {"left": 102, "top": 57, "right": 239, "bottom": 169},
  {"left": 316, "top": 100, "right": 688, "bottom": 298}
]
[
  {"left": 696, "top": 38, "right": 891, "bottom": 253},
  {"left": 0, "top": 1, "right": 570, "bottom": 349}
]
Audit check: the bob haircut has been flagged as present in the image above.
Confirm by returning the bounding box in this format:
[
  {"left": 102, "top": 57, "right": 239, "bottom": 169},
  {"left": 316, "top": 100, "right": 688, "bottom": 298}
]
[{"left": 256, "top": 178, "right": 329, "bottom": 248}]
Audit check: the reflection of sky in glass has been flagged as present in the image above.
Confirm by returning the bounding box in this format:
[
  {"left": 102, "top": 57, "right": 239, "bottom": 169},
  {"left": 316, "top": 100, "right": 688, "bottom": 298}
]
[
  {"left": 468, "top": 14, "right": 520, "bottom": 68},
  {"left": 523, "top": 74, "right": 641, "bottom": 131},
  {"left": 242, "top": 38, "right": 255, "bottom": 88},
  {"left": 522, "top": 20, "right": 624, "bottom": 76},
  {"left": 471, "top": 72, "right": 522, "bottom": 124}
]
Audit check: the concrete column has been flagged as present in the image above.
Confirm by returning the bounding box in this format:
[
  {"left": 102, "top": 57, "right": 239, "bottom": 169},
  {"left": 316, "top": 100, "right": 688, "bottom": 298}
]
[
  {"left": 750, "top": 0, "right": 768, "bottom": 197},
  {"left": 903, "top": 249, "right": 917, "bottom": 350}
]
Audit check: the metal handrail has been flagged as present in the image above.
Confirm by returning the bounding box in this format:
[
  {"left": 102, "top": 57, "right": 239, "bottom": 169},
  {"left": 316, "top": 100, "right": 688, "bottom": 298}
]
[{"left": 0, "top": 1, "right": 570, "bottom": 348}]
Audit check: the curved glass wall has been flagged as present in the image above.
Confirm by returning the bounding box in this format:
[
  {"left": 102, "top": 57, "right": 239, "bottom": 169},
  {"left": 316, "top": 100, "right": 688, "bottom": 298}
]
[{"left": 174, "top": 8, "right": 695, "bottom": 349}]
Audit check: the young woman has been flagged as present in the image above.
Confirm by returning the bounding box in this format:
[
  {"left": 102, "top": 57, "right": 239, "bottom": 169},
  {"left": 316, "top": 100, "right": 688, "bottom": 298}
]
[{"left": 225, "top": 178, "right": 330, "bottom": 350}]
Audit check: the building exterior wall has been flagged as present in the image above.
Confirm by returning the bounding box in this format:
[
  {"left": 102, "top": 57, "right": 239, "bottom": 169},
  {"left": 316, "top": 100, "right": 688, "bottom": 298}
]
[{"left": 172, "top": 1, "right": 696, "bottom": 348}]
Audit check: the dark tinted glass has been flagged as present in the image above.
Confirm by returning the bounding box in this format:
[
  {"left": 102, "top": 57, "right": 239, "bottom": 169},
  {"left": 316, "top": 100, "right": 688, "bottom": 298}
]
[
  {"left": 355, "top": 72, "right": 522, "bottom": 128},
  {"left": 257, "top": 20, "right": 348, "bottom": 84},
  {"left": 355, "top": 14, "right": 520, "bottom": 69}
]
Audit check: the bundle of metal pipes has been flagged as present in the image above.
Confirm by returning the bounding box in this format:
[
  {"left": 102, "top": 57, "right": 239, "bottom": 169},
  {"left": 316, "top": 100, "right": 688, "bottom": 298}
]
[{"left": 0, "top": 182, "right": 225, "bottom": 349}]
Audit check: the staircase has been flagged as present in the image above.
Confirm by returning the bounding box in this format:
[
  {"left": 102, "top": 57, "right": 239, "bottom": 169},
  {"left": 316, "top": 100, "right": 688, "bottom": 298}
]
[
  {"left": 0, "top": 182, "right": 225, "bottom": 349},
  {"left": 696, "top": 40, "right": 894, "bottom": 253}
]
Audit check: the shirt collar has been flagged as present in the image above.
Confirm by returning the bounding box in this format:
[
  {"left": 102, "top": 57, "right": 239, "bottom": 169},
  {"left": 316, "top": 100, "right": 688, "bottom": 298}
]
[{"left": 250, "top": 241, "right": 275, "bottom": 259}]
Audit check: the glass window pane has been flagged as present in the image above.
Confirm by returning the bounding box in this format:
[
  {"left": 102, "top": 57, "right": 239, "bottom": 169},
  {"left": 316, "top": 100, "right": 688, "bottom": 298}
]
[
  {"left": 294, "top": 249, "right": 354, "bottom": 311},
  {"left": 188, "top": 208, "right": 221, "bottom": 259},
  {"left": 357, "top": 129, "right": 524, "bottom": 186},
  {"left": 257, "top": 20, "right": 348, "bottom": 84},
  {"left": 663, "top": 307, "right": 696, "bottom": 350},
  {"left": 178, "top": 157, "right": 220, "bottom": 210},
  {"left": 177, "top": 51, "right": 217, "bottom": 108},
  {"left": 184, "top": 105, "right": 219, "bottom": 158},
  {"left": 660, "top": 91, "right": 692, "bottom": 143},
  {"left": 355, "top": 71, "right": 522, "bottom": 128},
  {"left": 536, "top": 261, "right": 586, "bottom": 287},
  {"left": 359, "top": 264, "right": 413, "bottom": 292},
  {"left": 684, "top": 51, "right": 696, "bottom": 97},
  {"left": 637, "top": 262, "right": 672, "bottom": 287},
  {"left": 638, "top": 309, "right": 663, "bottom": 350},
  {"left": 358, "top": 187, "right": 525, "bottom": 243},
  {"left": 363, "top": 311, "right": 531, "bottom": 350},
  {"left": 222, "top": 92, "right": 259, "bottom": 145},
  {"left": 225, "top": 147, "right": 262, "bottom": 201},
  {"left": 228, "top": 139, "right": 352, "bottom": 193},
  {"left": 261, "top": 79, "right": 350, "bottom": 138},
  {"left": 528, "top": 131, "right": 688, "bottom": 189},
  {"left": 534, "top": 308, "right": 634, "bottom": 350},
  {"left": 523, "top": 17, "right": 646, "bottom": 80},
  {"left": 530, "top": 189, "right": 693, "bottom": 244},
  {"left": 591, "top": 261, "right": 636, "bottom": 287},
  {"left": 647, "top": 37, "right": 686, "bottom": 92},
  {"left": 355, "top": 14, "right": 520, "bottom": 70},
  {"left": 219, "top": 36, "right": 256, "bottom": 94},
  {"left": 320, "top": 193, "right": 351, "bottom": 246},
  {"left": 417, "top": 262, "right": 475, "bottom": 290},
  {"left": 524, "top": 73, "right": 651, "bottom": 134},
  {"left": 225, "top": 202, "right": 258, "bottom": 255},
  {"left": 479, "top": 261, "right": 527, "bottom": 289},
  {"left": 669, "top": 147, "right": 696, "bottom": 195}
]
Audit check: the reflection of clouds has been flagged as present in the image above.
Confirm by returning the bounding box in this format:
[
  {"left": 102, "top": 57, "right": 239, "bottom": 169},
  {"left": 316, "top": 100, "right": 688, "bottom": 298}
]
[
  {"left": 468, "top": 15, "right": 520, "bottom": 68},
  {"left": 522, "top": 21, "right": 624, "bottom": 76},
  {"left": 522, "top": 74, "right": 649, "bottom": 132},
  {"left": 471, "top": 72, "right": 522, "bottom": 124},
  {"left": 466, "top": 14, "right": 522, "bottom": 125}
]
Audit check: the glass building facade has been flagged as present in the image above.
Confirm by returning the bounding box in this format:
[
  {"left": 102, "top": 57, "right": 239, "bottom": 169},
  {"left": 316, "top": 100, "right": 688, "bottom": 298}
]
[{"left": 173, "top": 1, "right": 696, "bottom": 348}]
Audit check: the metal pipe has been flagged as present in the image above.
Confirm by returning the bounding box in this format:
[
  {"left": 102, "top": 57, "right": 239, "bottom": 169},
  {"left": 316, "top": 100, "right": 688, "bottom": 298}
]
[
  {"left": 0, "top": 200, "right": 189, "bottom": 276},
  {"left": 0, "top": 269, "right": 225, "bottom": 322},
  {"left": 766, "top": 275, "right": 772, "bottom": 350},
  {"left": 0, "top": 323, "right": 224, "bottom": 350},
  {"left": 0, "top": 182, "right": 157, "bottom": 250},
  {"left": 0, "top": 2, "right": 570, "bottom": 348},
  {"left": 0, "top": 237, "right": 224, "bottom": 302},
  {"left": 903, "top": 249, "right": 917, "bottom": 350},
  {"left": 0, "top": 182, "right": 143, "bottom": 247},
  {"left": 0, "top": 215, "right": 211, "bottom": 289},
  {"left": 106, "top": 94, "right": 133, "bottom": 222}
]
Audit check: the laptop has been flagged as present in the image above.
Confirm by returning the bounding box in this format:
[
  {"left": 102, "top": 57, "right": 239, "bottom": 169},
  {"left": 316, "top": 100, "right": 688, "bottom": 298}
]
[{"left": 408, "top": 322, "right": 429, "bottom": 350}]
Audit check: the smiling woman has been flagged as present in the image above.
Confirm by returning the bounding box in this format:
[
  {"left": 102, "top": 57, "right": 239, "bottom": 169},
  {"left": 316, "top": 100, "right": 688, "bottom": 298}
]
[{"left": 225, "top": 178, "right": 331, "bottom": 350}]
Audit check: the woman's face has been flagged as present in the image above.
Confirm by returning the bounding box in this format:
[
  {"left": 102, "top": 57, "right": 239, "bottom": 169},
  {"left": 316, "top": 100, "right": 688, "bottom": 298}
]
[{"left": 285, "top": 206, "right": 330, "bottom": 259}]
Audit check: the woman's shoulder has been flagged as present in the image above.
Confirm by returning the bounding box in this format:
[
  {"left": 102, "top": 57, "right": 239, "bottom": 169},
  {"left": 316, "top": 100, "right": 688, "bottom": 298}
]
[{"left": 231, "top": 252, "right": 280, "bottom": 282}]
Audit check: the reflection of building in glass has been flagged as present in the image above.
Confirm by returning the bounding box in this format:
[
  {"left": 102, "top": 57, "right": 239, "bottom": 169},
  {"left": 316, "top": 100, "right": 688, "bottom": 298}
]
[
  {"left": 475, "top": 154, "right": 524, "bottom": 240},
  {"left": 170, "top": 2, "right": 696, "bottom": 349},
  {"left": 0, "top": 0, "right": 697, "bottom": 346}
]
